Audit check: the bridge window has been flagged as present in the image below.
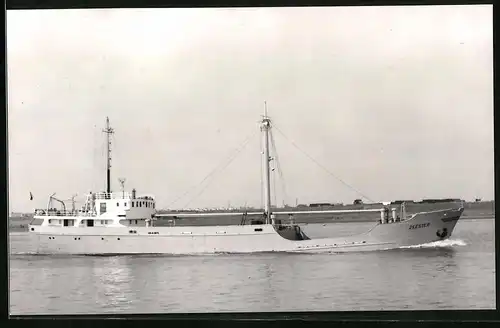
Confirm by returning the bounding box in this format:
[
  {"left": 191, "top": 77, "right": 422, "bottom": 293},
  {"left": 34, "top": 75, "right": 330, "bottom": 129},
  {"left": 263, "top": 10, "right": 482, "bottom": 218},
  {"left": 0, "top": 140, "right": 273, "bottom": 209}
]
[
  {"left": 124, "top": 202, "right": 127, "bottom": 207},
  {"left": 100, "top": 203, "right": 107, "bottom": 214},
  {"left": 132, "top": 202, "right": 135, "bottom": 207},
  {"left": 117, "top": 202, "right": 119, "bottom": 206}
]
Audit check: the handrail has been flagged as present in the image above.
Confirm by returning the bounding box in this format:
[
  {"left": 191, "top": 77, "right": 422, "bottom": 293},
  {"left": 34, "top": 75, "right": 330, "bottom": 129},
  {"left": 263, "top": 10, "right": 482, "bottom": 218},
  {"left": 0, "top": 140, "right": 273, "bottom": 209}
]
[
  {"left": 93, "top": 192, "right": 133, "bottom": 200},
  {"left": 34, "top": 209, "right": 97, "bottom": 217},
  {"left": 91, "top": 192, "right": 155, "bottom": 201}
]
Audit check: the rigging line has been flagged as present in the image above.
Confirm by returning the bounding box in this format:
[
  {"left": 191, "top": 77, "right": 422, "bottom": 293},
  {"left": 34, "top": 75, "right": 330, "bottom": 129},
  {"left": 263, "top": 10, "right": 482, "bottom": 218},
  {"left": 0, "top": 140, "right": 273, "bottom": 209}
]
[
  {"left": 272, "top": 124, "right": 375, "bottom": 203},
  {"left": 167, "top": 129, "right": 259, "bottom": 208},
  {"left": 269, "top": 131, "right": 277, "bottom": 207},
  {"left": 182, "top": 129, "right": 258, "bottom": 208},
  {"left": 269, "top": 129, "right": 288, "bottom": 205},
  {"left": 272, "top": 166, "right": 277, "bottom": 207},
  {"left": 269, "top": 130, "right": 279, "bottom": 206}
]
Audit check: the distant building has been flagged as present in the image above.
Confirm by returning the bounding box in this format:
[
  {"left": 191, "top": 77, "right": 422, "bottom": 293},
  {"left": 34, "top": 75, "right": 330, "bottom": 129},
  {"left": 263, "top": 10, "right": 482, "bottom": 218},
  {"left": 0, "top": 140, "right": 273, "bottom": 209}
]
[
  {"left": 419, "top": 198, "right": 462, "bottom": 204},
  {"left": 309, "top": 203, "right": 333, "bottom": 208},
  {"left": 391, "top": 200, "right": 415, "bottom": 205}
]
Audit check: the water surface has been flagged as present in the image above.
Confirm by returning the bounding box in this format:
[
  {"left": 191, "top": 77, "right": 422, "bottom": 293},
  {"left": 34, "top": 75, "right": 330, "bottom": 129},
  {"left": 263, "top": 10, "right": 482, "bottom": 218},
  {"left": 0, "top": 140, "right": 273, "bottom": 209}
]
[{"left": 9, "top": 219, "right": 495, "bottom": 314}]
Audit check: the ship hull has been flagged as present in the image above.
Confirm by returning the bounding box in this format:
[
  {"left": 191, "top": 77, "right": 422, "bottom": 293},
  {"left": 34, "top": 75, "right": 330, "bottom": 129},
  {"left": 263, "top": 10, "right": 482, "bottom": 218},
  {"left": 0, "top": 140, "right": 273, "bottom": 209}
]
[{"left": 27, "top": 208, "right": 463, "bottom": 255}]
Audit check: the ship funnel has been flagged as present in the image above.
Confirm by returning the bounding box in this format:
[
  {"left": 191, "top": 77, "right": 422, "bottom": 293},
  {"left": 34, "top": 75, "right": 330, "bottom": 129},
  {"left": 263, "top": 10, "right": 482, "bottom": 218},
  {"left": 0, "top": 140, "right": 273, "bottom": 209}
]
[
  {"left": 380, "top": 207, "right": 389, "bottom": 224},
  {"left": 132, "top": 188, "right": 136, "bottom": 199},
  {"left": 391, "top": 208, "right": 397, "bottom": 223}
]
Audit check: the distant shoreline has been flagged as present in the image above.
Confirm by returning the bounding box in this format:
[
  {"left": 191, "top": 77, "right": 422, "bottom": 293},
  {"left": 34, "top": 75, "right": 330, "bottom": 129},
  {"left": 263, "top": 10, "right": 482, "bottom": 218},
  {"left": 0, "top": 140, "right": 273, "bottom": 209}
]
[
  {"left": 8, "top": 201, "right": 494, "bottom": 233},
  {"left": 7, "top": 215, "right": 495, "bottom": 234}
]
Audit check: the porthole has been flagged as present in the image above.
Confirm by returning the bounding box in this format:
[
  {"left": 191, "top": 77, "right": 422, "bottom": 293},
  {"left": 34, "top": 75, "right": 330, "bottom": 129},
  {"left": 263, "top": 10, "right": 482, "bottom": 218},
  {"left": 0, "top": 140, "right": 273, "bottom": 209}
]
[{"left": 117, "top": 238, "right": 120, "bottom": 240}]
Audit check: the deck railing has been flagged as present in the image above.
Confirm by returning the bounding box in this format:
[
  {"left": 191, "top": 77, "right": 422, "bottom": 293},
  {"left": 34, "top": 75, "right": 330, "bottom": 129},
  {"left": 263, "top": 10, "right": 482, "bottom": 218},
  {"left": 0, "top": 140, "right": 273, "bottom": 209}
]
[
  {"left": 35, "top": 209, "right": 96, "bottom": 217},
  {"left": 93, "top": 192, "right": 133, "bottom": 200},
  {"left": 91, "top": 192, "right": 154, "bottom": 201}
]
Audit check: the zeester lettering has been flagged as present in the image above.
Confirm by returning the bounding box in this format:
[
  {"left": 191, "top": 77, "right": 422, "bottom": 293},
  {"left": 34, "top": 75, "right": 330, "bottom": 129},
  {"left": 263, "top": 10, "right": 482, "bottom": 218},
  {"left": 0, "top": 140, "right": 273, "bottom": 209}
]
[{"left": 408, "top": 222, "right": 430, "bottom": 230}]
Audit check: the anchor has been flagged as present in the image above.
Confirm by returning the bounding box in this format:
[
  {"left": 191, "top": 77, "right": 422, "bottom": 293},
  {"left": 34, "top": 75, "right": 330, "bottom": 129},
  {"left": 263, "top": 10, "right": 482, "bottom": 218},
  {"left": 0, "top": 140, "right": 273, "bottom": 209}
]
[{"left": 436, "top": 228, "right": 448, "bottom": 239}]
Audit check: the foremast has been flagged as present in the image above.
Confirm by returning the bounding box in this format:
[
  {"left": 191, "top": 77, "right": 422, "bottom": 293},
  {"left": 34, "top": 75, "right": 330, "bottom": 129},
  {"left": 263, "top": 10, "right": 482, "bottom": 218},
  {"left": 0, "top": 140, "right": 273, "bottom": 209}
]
[
  {"left": 260, "top": 103, "right": 273, "bottom": 225},
  {"left": 103, "top": 117, "right": 114, "bottom": 193}
]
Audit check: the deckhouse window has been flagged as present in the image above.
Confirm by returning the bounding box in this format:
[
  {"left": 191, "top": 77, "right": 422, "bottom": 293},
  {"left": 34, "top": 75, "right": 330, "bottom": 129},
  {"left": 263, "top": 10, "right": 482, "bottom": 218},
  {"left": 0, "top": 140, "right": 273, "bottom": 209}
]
[
  {"left": 124, "top": 202, "right": 127, "bottom": 207},
  {"left": 132, "top": 202, "right": 135, "bottom": 207},
  {"left": 117, "top": 202, "right": 119, "bottom": 206}
]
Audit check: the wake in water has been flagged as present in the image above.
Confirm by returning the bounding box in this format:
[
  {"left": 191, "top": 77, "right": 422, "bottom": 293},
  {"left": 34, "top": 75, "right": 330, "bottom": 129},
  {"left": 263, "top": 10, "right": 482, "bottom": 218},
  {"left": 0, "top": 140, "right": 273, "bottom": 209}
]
[
  {"left": 9, "top": 239, "right": 467, "bottom": 258},
  {"left": 399, "top": 238, "right": 467, "bottom": 249}
]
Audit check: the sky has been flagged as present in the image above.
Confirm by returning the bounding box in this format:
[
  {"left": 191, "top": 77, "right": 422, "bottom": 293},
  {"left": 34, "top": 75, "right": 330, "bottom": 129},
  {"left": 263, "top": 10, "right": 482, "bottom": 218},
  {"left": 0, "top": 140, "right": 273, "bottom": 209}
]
[{"left": 7, "top": 5, "right": 493, "bottom": 212}]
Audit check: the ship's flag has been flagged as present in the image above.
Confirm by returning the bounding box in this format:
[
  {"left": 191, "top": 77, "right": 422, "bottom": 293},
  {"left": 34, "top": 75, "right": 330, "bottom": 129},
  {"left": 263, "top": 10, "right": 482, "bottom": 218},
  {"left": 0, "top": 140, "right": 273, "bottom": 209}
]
[{"left": 29, "top": 192, "right": 33, "bottom": 201}]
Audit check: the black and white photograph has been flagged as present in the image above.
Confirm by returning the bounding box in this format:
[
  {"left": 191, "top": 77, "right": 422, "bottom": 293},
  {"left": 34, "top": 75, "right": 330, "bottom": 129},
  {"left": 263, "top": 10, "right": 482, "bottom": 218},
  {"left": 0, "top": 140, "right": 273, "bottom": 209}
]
[{"left": 7, "top": 5, "right": 494, "bottom": 315}]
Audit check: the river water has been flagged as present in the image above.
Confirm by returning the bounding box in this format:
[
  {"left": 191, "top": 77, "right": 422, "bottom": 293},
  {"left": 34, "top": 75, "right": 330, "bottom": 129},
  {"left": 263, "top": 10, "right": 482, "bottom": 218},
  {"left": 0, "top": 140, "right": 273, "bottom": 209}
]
[{"left": 9, "top": 219, "right": 495, "bottom": 315}]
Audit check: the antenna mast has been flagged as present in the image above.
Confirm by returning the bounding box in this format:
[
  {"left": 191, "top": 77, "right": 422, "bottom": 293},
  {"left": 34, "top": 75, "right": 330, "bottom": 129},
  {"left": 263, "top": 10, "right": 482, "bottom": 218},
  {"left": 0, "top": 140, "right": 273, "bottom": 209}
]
[
  {"left": 103, "top": 117, "right": 114, "bottom": 193},
  {"left": 260, "top": 101, "right": 273, "bottom": 224},
  {"left": 119, "top": 178, "right": 126, "bottom": 198},
  {"left": 71, "top": 194, "right": 77, "bottom": 212}
]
